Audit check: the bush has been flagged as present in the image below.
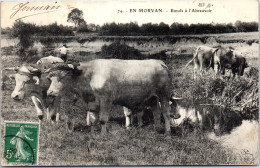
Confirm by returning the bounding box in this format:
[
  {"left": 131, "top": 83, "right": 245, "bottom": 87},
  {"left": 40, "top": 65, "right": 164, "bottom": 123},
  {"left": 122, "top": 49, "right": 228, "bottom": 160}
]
[
  {"left": 100, "top": 41, "right": 143, "bottom": 59},
  {"left": 11, "top": 21, "right": 35, "bottom": 50}
]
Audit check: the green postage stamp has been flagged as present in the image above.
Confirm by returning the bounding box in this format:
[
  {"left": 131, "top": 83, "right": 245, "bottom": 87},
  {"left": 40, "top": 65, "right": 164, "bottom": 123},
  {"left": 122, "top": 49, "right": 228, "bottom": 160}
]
[{"left": 3, "top": 121, "right": 39, "bottom": 165}]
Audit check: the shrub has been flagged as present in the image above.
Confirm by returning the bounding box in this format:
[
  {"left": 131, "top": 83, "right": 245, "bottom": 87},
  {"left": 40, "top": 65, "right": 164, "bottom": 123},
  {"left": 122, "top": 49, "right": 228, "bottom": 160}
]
[
  {"left": 11, "top": 21, "right": 35, "bottom": 50},
  {"left": 100, "top": 41, "right": 143, "bottom": 59}
]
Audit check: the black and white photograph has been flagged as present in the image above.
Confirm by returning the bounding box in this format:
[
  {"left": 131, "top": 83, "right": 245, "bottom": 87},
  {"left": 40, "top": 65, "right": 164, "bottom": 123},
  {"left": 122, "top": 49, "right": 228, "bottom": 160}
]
[{"left": 1, "top": 0, "right": 259, "bottom": 166}]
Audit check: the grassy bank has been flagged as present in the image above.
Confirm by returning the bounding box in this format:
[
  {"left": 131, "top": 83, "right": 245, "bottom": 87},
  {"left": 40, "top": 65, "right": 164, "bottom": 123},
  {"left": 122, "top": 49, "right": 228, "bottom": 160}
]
[{"left": 1, "top": 32, "right": 259, "bottom": 165}]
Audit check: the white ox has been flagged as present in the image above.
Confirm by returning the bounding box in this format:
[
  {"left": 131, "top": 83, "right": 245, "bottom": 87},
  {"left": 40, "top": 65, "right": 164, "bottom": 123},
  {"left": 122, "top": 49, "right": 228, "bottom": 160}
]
[
  {"left": 45, "top": 59, "right": 181, "bottom": 133},
  {"left": 185, "top": 45, "right": 218, "bottom": 79},
  {"left": 7, "top": 56, "right": 64, "bottom": 122}
]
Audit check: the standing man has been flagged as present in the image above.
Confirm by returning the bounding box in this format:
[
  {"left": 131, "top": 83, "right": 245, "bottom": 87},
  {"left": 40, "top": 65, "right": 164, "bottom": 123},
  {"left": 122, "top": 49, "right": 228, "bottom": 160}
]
[{"left": 58, "top": 44, "right": 69, "bottom": 62}]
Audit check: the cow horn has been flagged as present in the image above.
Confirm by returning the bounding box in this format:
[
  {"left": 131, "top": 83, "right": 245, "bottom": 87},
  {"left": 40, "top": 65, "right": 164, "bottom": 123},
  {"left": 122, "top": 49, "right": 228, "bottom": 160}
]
[
  {"left": 68, "top": 64, "right": 75, "bottom": 69},
  {"left": 171, "top": 96, "right": 183, "bottom": 100},
  {"left": 28, "top": 66, "right": 40, "bottom": 72},
  {"left": 5, "top": 67, "right": 19, "bottom": 71},
  {"left": 43, "top": 68, "right": 51, "bottom": 73},
  {"left": 43, "top": 62, "right": 74, "bottom": 73},
  {"left": 36, "top": 60, "right": 42, "bottom": 65}
]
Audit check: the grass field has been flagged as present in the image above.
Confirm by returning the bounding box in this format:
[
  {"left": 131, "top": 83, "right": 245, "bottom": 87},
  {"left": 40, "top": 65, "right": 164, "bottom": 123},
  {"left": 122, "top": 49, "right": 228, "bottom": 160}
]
[{"left": 1, "top": 32, "right": 259, "bottom": 165}]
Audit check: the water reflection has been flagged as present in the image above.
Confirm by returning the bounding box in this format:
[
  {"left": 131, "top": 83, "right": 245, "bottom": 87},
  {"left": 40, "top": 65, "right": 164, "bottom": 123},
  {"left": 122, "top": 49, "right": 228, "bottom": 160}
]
[
  {"left": 173, "top": 104, "right": 259, "bottom": 158},
  {"left": 174, "top": 105, "right": 243, "bottom": 136}
]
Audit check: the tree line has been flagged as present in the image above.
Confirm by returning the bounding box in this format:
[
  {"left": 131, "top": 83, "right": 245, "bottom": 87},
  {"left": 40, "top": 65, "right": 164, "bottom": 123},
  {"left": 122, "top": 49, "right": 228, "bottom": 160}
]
[
  {"left": 2, "top": 20, "right": 258, "bottom": 36},
  {"left": 1, "top": 8, "right": 258, "bottom": 36},
  {"left": 98, "top": 21, "right": 258, "bottom": 35}
]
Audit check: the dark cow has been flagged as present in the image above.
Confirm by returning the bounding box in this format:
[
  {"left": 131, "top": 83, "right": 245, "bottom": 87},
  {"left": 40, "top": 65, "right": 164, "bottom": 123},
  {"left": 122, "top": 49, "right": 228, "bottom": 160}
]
[
  {"left": 45, "top": 59, "right": 180, "bottom": 134},
  {"left": 213, "top": 47, "right": 248, "bottom": 77},
  {"left": 224, "top": 56, "right": 248, "bottom": 77}
]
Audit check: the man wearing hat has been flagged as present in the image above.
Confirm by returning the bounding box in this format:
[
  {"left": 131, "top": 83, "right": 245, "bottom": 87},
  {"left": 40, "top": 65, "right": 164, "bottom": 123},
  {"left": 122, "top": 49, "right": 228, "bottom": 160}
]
[{"left": 58, "top": 44, "right": 69, "bottom": 62}]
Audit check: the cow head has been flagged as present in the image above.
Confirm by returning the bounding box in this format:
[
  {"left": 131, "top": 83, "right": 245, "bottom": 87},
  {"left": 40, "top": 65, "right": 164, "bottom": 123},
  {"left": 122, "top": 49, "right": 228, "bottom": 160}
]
[
  {"left": 45, "top": 63, "right": 81, "bottom": 97},
  {"left": 232, "top": 57, "right": 249, "bottom": 76},
  {"left": 169, "top": 96, "right": 183, "bottom": 126},
  {"left": 6, "top": 65, "right": 41, "bottom": 100},
  {"left": 169, "top": 96, "right": 182, "bottom": 119}
]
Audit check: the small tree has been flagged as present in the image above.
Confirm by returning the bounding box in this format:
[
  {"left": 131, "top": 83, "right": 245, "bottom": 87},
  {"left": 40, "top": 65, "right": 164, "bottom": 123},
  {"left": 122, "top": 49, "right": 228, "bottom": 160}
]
[
  {"left": 11, "top": 21, "right": 35, "bottom": 49},
  {"left": 10, "top": 21, "right": 40, "bottom": 62},
  {"left": 67, "top": 8, "right": 85, "bottom": 28}
]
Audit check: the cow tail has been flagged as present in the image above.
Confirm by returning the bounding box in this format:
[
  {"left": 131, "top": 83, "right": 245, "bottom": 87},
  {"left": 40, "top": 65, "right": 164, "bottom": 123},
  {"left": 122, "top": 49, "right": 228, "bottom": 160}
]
[
  {"left": 160, "top": 61, "right": 171, "bottom": 79},
  {"left": 185, "top": 47, "right": 200, "bottom": 69},
  {"left": 211, "top": 48, "right": 219, "bottom": 70}
]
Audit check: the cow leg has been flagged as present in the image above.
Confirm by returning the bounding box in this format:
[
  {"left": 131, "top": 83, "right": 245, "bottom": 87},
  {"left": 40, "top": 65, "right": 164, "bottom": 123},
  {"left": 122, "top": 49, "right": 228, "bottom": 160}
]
[
  {"left": 86, "top": 111, "right": 99, "bottom": 126},
  {"left": 195, "top": 110, "right": 203, "bottom": 131},
  {"left": 46, "top": 97, "right": 60, "bottom": 123},
  {"left": 123, "top": 106, "right": 132, "bottom": 129},
  {"left": 31, "top": 96, "right": 44, "bottom": 121},
  {"left": 137, "top": 110, "right": 144, "bottom": 127},
  {"left": 46, "top": 107, "right": 50, "bottom": 121},
  {"left": 231, "top": 69, "right": 236, "bottom": 78},
  {"left": 99, "top": 98, "right": 112, "bottom": 133},
  {"left": 193, "top": 67, "right": 197, "bottom": 80},
  {"left": 130, "top": 114, "right": 134, "bottom": 126},
  {"left": 48, "top": 103, "right": 57, "bottom": 124},
  {"left": 221, "top": 67, "right": 225, "bottom": 76},
  {"left": 85, "top": 101, "right": 100, "bottom": 132},
  {"left": 194, "top": 62, "right": 199, "bottom": 80},
  {"left": 54, "top": 96, "right": 61, "bottom": 122},
  {"left": 151, "top": 102, "right": 161, "bottom": 131},
  {"left": 66, "top": 116, "right": 75, "bottom": 133},
  {"left": 214, "top": 63, "right": 219, "bottom": 78},
  {"left": 137, "top": 111, "right": 144, "bottom": 128},
  {"left": 160, "top": 98, "right": 172, "bottom": 133},
  {"left": 199, "top": 61, "right": 204, "bottom": 78}
]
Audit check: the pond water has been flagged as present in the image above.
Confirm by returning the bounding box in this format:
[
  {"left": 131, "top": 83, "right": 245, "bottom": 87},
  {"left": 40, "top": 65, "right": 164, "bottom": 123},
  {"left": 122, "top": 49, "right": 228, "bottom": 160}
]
[
  {"left": 175, "top": 106, "right": 259, "bottom": 158},
  {"left": 207, "top": 120, "right": 258, "bottom": 156}
]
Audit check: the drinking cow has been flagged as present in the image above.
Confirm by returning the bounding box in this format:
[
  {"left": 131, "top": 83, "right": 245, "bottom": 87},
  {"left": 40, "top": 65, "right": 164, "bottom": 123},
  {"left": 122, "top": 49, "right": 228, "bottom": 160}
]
[{"left": 45, "top": 59, "right": 181, "bottom": 133}]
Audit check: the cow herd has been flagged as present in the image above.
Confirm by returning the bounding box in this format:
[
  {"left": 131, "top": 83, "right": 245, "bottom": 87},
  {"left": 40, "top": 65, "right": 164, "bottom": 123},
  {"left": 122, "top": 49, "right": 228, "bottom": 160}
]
[
  {"left": 185, "top": 45, "right": 248, "bottom": 79},
  {"left": 4, "top": 45, "right": 249, "bottom": 135}
]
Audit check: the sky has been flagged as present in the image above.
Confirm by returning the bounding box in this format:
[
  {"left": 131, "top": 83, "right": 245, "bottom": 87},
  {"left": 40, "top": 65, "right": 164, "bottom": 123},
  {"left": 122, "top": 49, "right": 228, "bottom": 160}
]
[{"left": 1, "top": 0, "right": 259, "bottom": 28}]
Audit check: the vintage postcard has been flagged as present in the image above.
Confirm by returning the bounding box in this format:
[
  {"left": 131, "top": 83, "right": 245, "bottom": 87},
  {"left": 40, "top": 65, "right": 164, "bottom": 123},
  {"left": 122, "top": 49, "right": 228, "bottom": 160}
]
[{"left": 1, "top": 0, "right": 259, "bottom": 166}]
